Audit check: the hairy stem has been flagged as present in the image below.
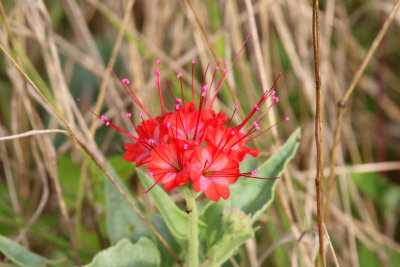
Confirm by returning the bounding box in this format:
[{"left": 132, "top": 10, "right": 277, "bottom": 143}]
[{"left": 186, "top": 195, "right": 199, "bottom": 267}]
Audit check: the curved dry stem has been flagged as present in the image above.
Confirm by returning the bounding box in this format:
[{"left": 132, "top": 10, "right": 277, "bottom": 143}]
[{"left": 0, "top": 129, "right": 70, "bottom": 141}]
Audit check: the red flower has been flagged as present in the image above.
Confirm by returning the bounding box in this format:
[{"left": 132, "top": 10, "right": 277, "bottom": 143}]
[
  {"left": 123, "top": 117, "right": 167, "bottom": 167},
  {"left": 146, "top": 139, "right": 192, "bottom": 191},
  {"left": 78, "top": 35, "right": 288, "bottom": 201},
  {"left": 189, "top": 144, "right": 239, "bottom": 201}
]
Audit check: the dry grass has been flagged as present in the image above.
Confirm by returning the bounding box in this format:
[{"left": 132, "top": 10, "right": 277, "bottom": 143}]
[{"left": 1, "top": 0, "right": 400, "bottom": 266}]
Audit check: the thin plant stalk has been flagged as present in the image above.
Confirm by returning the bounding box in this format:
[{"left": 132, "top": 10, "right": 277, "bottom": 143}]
[
  {"left": 312, "top": 0, "right": 324, "bottom": 265},
  {"left": 186, "top": 195, "right": 199, "bottom": 267},
  {"left": 181, "top": 186, "right": 199, "bottom": 267}
]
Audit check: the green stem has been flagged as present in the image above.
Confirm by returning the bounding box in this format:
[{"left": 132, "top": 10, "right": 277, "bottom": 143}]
[{"left": 186, "top": 194, "right": 199, "bottom": 267}]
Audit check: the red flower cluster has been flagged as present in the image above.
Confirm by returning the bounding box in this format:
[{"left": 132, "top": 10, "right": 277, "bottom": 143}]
[{"left": 78, "top": 36, "right": 288, "bottom": 201}]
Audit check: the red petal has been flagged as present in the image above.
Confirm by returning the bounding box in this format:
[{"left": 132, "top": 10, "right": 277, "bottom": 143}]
[
  {"left": 189, "top": 145, "right": 239, "bottom": 201},
  {"left": 123, "top": 143, "right": 150, "bottom": 166},
  {"left": 204, "top": 180, "right": 230, "bottom": 201}
]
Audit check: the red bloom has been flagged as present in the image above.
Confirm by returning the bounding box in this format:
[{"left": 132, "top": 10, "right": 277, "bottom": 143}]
[
  {"left": 123, "top": 117, "right": 167, "bottom": 167},
  {"left": 146, "top": 139, "right": 192, "bottom": 191},
  {"left": 189, "top": 144, "right": 239, "bottom": 201},
  {"left": 78, "top": 34, "right": 288, "bottom": 201}
]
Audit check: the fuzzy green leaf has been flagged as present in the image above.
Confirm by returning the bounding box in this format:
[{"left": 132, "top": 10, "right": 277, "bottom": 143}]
[
  {"left": 151, "top": 215, "right": 182, "bottom": 267},
  {"left": 229, "top": 128, "right": 300, "bottom": 221},
  {"left": 0, "top": 234, "right": 64, "bottom": 267},
  {"left": 83, "top": 238, "right": 160, "bottom": 267},
  {"left": 105, "top": 164, "right": 151, "bottom": 245},
  {"left": 199, "top": 201, "right": 224, "bottom": 247},
  {"left": 201, "top": 209, "right": 254, "bottom": 267}
]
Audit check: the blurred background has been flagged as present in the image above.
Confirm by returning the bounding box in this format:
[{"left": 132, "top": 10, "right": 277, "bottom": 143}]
[{"left": 0, "top": 0, "right": 399, "bottom": 266}]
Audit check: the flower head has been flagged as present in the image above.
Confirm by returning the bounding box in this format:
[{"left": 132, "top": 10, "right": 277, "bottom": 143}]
[{"left": 78, "top": 35, "right": 288, "bottom": 201}]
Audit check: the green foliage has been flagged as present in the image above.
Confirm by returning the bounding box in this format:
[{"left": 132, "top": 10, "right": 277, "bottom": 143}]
[
  {"left": 203, "top": 209, "right": 254, "bottom": 267},
  {"left": 351, "top": 172, "right": 400, "bottom": 210},
  {"left": 137, "top": 169, "right": 206, "bottom": 249},
  {"left": 83, "top": 238, "right": 160, "bottom": 267},
  {"left": 58, "top": 154, "right": 80, "bottom": 210},
  {"left": 390, "top": 250, "right": 400, "bottom": 267},
  {"left": 0, "top": 182, "right": 16, "bottom": 236},
  {"left": 151, "top": 215, "right": 183, "bottom": 267},
  {"left": 358, "top": 243, "right": 380, "bottom": 267},
  {"left": 108, "top": 155, "right": 136, "bottom": 181},
  {"left": 229, "top": 128, "right": 301, "bottom": 221},
  {"left": 199, "top": 201, "right": 224, "bottom": 247},
  {"left": 105, "top": 164, "right": 151, "bottom": 245},
  {"left": 0, "top": 234, "right": 64, "bottom": 267},
  {"left": 207, "top": 0, "right": 222, "bottom": 31}
]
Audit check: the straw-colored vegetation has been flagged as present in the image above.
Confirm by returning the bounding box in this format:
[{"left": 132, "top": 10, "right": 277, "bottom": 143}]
[{"left": 1, "top": 0, "right": 399, "bottom": 266}]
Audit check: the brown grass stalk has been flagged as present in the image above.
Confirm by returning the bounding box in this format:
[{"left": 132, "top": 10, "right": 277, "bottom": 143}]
[{"left": 312, "top": 0, "right": 324, "bottom": 265}]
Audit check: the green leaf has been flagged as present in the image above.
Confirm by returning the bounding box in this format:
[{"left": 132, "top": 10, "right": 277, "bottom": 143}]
[
  {"left": 239, "top": 157, "right": 260, "bottom": 173},
  {"left": 207, "top": 0, "right": 222, "bottom": 30},
  {"left": 351, "top": 172, "right": 400, "bottom": 208},
  {"left": 390, "top": 249, "right": 400, "bottom": 267},
  {"left": 137, "top": 168, "right": 206, "bottom": 248},
  {"left": 358, "top": 243, "right": 380, "bottom": 267},
  {"left": 229, "top": 128, "right": 300, "bottom": 221},
  {"left": 151, "top": 215, "right": 182, "bottom": 267},
  {"left": 105, "top": 164, "right": 151, "bottom": 245},
  {"left": 202, "top": 209, "right": 254, "bottom": 267},
  {"left": 108, "top": 155, "right": 135, "bottom": 181},
  {"left": 57, "top": 155, "right": 80, "bottom": 211},
  {"left": 199, "top": 201, "right": 224, "bottom": 247},
  {"left": 83, "top": 238, "right": 160, "bottom": 267},
  {"left": 0, "top": 234, "right": 64, "bottom": 267}
]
